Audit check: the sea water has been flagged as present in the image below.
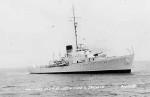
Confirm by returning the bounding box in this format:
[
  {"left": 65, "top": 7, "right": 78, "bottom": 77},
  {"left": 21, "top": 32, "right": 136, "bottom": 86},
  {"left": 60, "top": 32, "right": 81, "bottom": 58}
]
[{"left": 0, "top": 61, "right": 150, "bottom": 97}]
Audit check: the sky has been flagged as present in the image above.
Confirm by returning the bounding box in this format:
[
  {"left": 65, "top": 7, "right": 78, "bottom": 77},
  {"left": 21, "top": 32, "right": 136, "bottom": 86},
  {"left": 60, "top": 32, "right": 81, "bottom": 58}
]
[{"left": 0, "top": 0, "right": 150, "bottom": 68}]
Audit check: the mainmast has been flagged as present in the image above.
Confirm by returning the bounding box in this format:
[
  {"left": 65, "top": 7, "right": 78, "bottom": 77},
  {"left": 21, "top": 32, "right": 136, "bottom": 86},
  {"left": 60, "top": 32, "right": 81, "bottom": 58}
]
[{"left": 72, "top": 6, "right": 78, "bottom": 50}]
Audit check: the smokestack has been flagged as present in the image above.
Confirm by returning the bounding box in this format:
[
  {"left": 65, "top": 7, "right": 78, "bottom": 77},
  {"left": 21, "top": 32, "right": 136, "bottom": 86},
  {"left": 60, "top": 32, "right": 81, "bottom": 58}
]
[{"left": 66, "top": 45, "right": 73, "bottom": 53}]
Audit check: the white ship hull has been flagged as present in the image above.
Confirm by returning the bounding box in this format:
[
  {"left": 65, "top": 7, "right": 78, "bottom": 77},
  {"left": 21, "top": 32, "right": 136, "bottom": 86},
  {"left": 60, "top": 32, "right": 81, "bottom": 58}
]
[{"left": 28, "top": 54, "right": 134, "bottom": 74}]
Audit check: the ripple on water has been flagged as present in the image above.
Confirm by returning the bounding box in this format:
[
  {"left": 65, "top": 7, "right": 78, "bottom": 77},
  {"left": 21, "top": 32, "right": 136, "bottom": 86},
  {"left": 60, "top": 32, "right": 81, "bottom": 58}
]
[
  {"left": 1, "top": 93, "right": 17, "bottom": 96},
  {"left": 2, "top": 85, "right": 16, "bottom": 88}
]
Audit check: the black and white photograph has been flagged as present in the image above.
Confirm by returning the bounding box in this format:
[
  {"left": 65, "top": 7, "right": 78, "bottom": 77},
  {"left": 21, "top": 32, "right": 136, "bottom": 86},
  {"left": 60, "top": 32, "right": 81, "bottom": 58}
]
[{"left": 0, "top": 0, "right": 150, "bottom": 97}]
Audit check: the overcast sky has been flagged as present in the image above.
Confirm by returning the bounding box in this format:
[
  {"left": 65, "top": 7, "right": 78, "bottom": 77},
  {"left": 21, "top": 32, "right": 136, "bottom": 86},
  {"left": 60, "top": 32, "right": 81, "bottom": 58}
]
[{"left": 0, "top": 0, "right": 150, "bottom": 68}]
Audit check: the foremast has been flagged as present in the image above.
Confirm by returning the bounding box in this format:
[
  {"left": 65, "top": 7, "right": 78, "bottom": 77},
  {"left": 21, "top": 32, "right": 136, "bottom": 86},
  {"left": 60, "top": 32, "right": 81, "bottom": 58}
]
[{"left": 72, "top": 6, "right": 78, "bottom": 50}]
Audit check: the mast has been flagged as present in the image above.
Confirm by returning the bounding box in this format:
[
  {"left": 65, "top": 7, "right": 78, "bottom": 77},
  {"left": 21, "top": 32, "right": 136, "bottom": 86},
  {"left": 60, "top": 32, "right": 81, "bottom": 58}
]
[
  {"left": 72, "top": 5, "right": 78, "bottom": 50},
  {"left": 53, "top": 52, "right": 54, "bottom": 62}
]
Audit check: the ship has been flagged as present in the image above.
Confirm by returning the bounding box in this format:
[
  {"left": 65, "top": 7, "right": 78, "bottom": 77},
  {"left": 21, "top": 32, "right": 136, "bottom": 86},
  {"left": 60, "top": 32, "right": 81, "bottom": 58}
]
[{"left": 28, "top": 6, "right": 134, "bottom": 74}]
